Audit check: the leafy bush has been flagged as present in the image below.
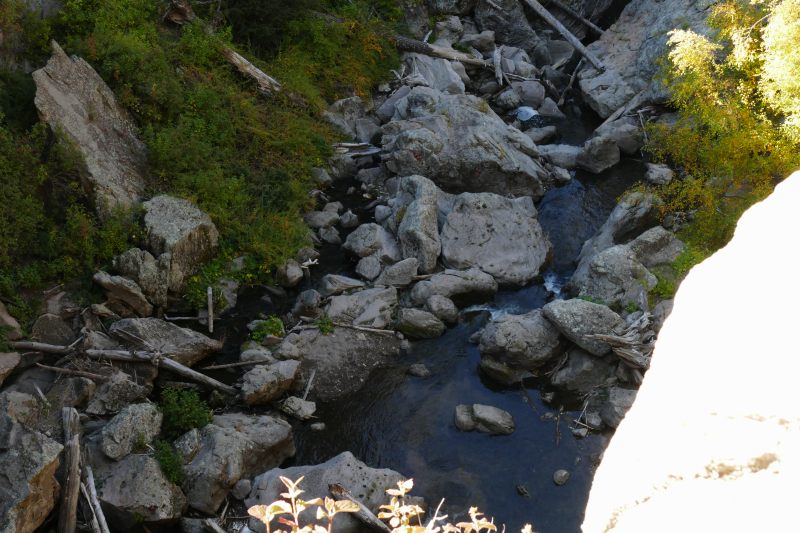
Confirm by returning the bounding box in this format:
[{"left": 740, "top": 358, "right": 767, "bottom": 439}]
[
  {"left": 153, "top": 441, "right": 185, "bottom": 484},
  {"left": 252, "top": 317, "right": 285, "bottom": 342},
  {"left": 315, "top": 316, "right": 334, "bottom": 335},
  {"left": 158, "top": 387, "right": 214, "bottom": 438}
]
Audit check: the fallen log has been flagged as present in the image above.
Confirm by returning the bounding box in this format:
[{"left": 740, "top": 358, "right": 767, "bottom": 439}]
[
  {"left": 544, "top": 0, "right": 604, "bottom": 35},
  {"left": 85, "top": 350, "right": 238, "bottom": 396},
  {"left": 58, "top": 408, "right": 81, "bottom": 533},
  {"left": 10, "top": 341, "right": 70, "bottom": 355},
  {"left": 392, "top": 34, "right": 491, "bottom": 68},
  {"left": 520, "top": 0, "right": 605, "bottom": 71},
  {"left": 83, "top": 467, "right": 111, "bottom": 533},
  {"left": 199, "top": 360, "right": 265, "bottom": 371},
  {"left": 329, "top": 484, "right": 392, "bottom": 533},
  {"left": 166, "top": 1, "right": 281, "bottom": 95},
  {"left": 36, "top": 363, "right": 110, "bottom": 382}
]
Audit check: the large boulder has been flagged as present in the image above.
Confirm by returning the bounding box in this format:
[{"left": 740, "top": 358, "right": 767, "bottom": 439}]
[
  {"left": 291, "top": 326, "right": 401, "bottom": 401},
  {"left": 576, "top": 135, "right": 621, "bottom": 174},
  {"left": 383, "top": 87, "right": 549, "bottom": 199},
  {"left": 395, "top": 309, "right": 446, "bottom": 339},
  {"left": 142, "top": 196, "right": 219, "bottom": 292},
  {"left": 343, "top": 224, "right": 402, "bottom": 264},
  {"left": 317, "top": 275, "right": 365, "bottom": 298},
  {"left": 93, "top": 271, "right": 153, "bottom": 317},
  {"left": 626, "top": 226, "right": 685, "bottom": 268},
  {"left": 538, "top": 144, "right": 583, "bottom": 170},
  {"left": 374, "top": 257, "right": 419, "bottom": 287},
  {"left": 454, "top": 404, "right": 516, "bottom": 435},
  {"left": 101, "top": 403, "right": 163, "bottom": 461},
  {"left": 113, "top": 248, "right": 169, "bottom": 308},
  {"left": 478, "top": 309, "right": 564, "bottom": 371},
  {"left": 512, "top": 80, "right": 546, "bottom": 108},
  {"left": 563, "top": 245, "right": 657, "bottom": 308},
  {"left": 593, "top": 117, "right": 644, "bottom": 155},
  {"left": 31, "top": 313, "right": 74, "bottom": 345},
  {"left": 577, "top": 0, "right": 711, "bottom": 118},
  {"left": 474, "top": 0, "right": 539, "bottom": 50},
  {"left": 85, "top": 369, "right": 149, "bottom": 415},
  {"left": 326, "top": 287, "right": 398, "bottom": 328},
  {"left": 95, "top": 455, "right": 188, "bottom": 531},
  {"left": 0, "top": 302, "right": 23, "bottom": 341},
  {"left": 182, "top": 413, "right": 295, "bottom": 514},
  {"left": 241, "top": 360, "right": 301, "bottom": 406},
  {"left": 0, "top": 413, "right": 63, "bottom": 533},
  {"left": 542, "top": 299, "right": 626, "bottom": 356},
  {"left": 109, "top": 318, "right": 222, "bottom": 367},
  {"left": 246, "top": 451, "right": 414, "bottom": 533},
  {"left": 32, "top": 41, "right": 147, "bottom": 217},
  {"left": 410, "top": 268, "right": 498, "bottom": 306},
  {"left": 440, "top": 193, "right": 552, "bottom": 286},
  {"left": 403, "top": 53, "right": 465, "bottom": 95},
  {"left": 397, "top": 175, "right": 441, "bottom": 273},
  {"left": 551, "top": 347, "right": 613, "bottom": 394},
  {"left": 582, "top": 173, "right": 800, "bottom": 533}
]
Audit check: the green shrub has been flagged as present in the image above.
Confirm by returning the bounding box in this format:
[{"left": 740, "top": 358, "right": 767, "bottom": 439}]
[
  {"left": 251, "top": 317, "right": 285, "bottom": 342},
  {"left": 158, "top": 387, "right": 213, "bottom": 438},
  {"left": 315, "top": 316, "right": 334, "bottom": 335},
  {"left": 153, "top": 441, "right": 184, "bottom": 484}
]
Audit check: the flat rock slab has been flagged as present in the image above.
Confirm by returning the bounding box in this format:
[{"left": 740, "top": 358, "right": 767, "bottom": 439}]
[
  {"left": 32, "top": 41, "right": 147, "bottom": 217},
  {"left": 109, "top": 318, "right": 222, "bottom": 367},
  {"left": 542, "top": 299, "right": 626, "bottom": 356}
]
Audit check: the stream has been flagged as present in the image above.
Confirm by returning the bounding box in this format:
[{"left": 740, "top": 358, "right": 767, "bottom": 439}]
[{"left": 201, "top": 107, "right": 645, "bottom": 533}]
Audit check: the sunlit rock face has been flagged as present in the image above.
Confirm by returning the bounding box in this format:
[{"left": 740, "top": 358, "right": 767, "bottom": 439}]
[{"left": 581, "top": 173, "right": 800, "bottom": 533}]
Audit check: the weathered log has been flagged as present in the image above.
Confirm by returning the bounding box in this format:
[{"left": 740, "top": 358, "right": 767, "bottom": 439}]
[
  {"left": 80, "top": 482, "right": 102, "bottom": 533},
  {"left": 199, "top": 360, "right": 263, "bottom": 370},
  {"left": 36, "top": 363, "right": 110, "bottom": 382},
  {"left": 167, "top": 1, "right": 281, "bottom": 94},
  {"left": 494, "top": 46, "right": 504, "bottom": 85},
  {"left": 331, "top": 323, "right": 396, "bottom": 336},
  {"left": 392, "top": 34, "right": 491, "bottom": 68},
  {"left": 10, "top": 341, "right": 70, "bottom": 354},
  {"left": 329, "top": 484, "right": 392, "bottom": 533},
  {"left": 544, "top": 0, "right": 604, "bottom": 35},
  {"left": 520, "top": 0, "right": 605, "bottom": 71},
  {"left": 85, "top": 350, "right": 238, "bottom": 396},
  {"left": 84, "top": 467, "right": 111, "bottom": 533},
  {"left": 58, "top": 408, "right": 81, "bottom": 533}
]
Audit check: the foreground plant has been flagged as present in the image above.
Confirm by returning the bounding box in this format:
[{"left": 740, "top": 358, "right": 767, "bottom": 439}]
[{"left": 250, "top": 477, "right": 537, "bottom": 533}]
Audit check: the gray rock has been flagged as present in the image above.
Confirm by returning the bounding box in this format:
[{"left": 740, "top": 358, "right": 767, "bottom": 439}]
[
  {"left": 478, "top": 357, "right": 522, "bottom": 385},
  {"left": 143, "top": 195, "right": 219, "bottom": 291},
  {"left": 32, "top": 42, "right": 147, "bottom": 217},
  {"left": 450, "top": 61, "right": 471, "bottom": 85},
  {"left": 551, "top": 166, "right": 572, "bottom": 185},
  {"left": 310, "top": 423, "right": 326, "bottom": 431},
  {"left": 384, "top": 87, "right": 549, "bottom": 199},
  {"left": 538, "top": 97, "right": 567, "bottom": 118},
  {"left": 547, "top": 39, "right": 575, "bottom": 63},
  {"left": 538, "top": 144, "right": 583, "bottom": 169},
  {"left": 281, "top": 397, "right": 316, "bottom": 420},
  {"left": 343, "top": 224, "right": 402, "bottom": 264},
  {"left": 85, "top": 370, "right": 149, "bottom": 415},
  {"left": 231, "top": 479, "right": 252, "bottom": 501},
  {"left": 355, "top": 255, "right": 382, "bottom": 281},
  {"left": 340, "top": 210, "right": 359, "bottom": 228},
  {"left": 240, "top": 347, "right": 278, "bottom": 366},
  {"left": 513, "top": 81, "right": 546, "bottom": 108},
  {"left": 594, "top": 117, "right": 644, "bottom": 155},
  {"left": 318, "top": 275, "right": 365, "bottom": 298},
  {"left": 524, "top": 125, "right": 557, "bottom": 144},
  {"left": 552, "top": 348, "right": 613, "bottom": 394},
  {"left": 404, "top": 53, "right": 465, "bottom": 95},
  {"left": 458, "top": 30, "right": 496, "bottom": 53},
  {"left": 314, "top": 168, "right": 333, "bottom": 188},
  {"left": 95, "top": 454, "right": 187, "bottom": 531},
  {"left": 304, "top": 211, "right": 340, "bottom": 229},
  {"left": 553, "top": 470, "right": 570, "bottom": 485},
  {"left": 292, "top": 290, "right": 322, "bottom": 318},
  {"left": 277, "top": 259, "right": 304, "bottom": 289},
  {"left": 423, "top": 295, "right": 459, "bottom": 325},
  {"left": 31, "top": 313, "right": 74, "bottom": 345},
  {"left": 600, "top": 387, "right": 637, "bottom": 428},
  {"left": 377, "top": 85, "right": 412, "bottom": 123},
  {"left": 328, "top": 97, "right": 366, "bottom": 131},
  {"left": 246, "top": 451, "right": 413, "bottom": 533},
  {"left": 319, "top": 226, "right": 341, "bottom": 245},
  {"left": 474, "top": 0, "right": 538, "bottom": 50},
  {"left": 532, "top": 42, "right": 552, "bottom": 67},
  {"left": 291, "top": 326, "right": 400, "bottom": 401},
  {"left": 644, "top": 162, "right": 675, "bottom": 185},
  {"left": 454, "top": 404, "right": 516, "bottom": 435},
  {"left": 495, "top": 88, "right": 522, "bottom": 110},
  {"left": 397, "top": 176, "right": 442, "bottom": 273},
  {"left": 574, "top": 192, "right": 662, "bottom": 268},
  {"left": 93, "top": 271, "right": 153, "bottom": 317},
  {"left": 0, "top": 413, "right": 63, "bottom": 533},
  {"left": 411, "top": 268, "right": 498, "bottom": 307},
  {"left": 101, "top": 403, "right": 163, "bottom": 460},
  {"left": 627, "top": 226, "right": 685, "bottom": 268},
  {"left": 375, "top": 257, "right": 419, "bottom": 287},
  {"left": 355, "top": 118, "right": 383, "bottom": 145},
  {"left": 218, "top": 278, "right": 238, "bottom": 313},
  {"left": 242, "top": 360, "right": 301, "bottom": 406},
  {"left": 652, "top": 299, "right": 674, "bottom": 331},
  {"left": 432, "top": 16, "right": 464, "bottom": 47},
  {"left": 0, "top": 302, "right": 23, "bottom": 341},
  {"left": 478, "top": 309, "right": 564, "bottom": 371},
  {"left": 274, "top": 342, "right": 301, "bottom": 361},
  {"left": 0, "top": 353, "right": 21, "bottom": 388},
  {"left": 110, "top": 318, "right": 222, "bottom": 367},
  {"left": 585, "top": 411, "right": 604, "bottom": 430},
  {"left": 407, "top": 363, "right": 431, "bottom": 378},
  {"left": 542, "top": 299, "right": 627, "bottom": 356},
  {"left": 375, "top": 205, "right": 393, "bottom": 223},
  {"left": 181, "top": 413, "right": 294, "bottom": 514},
  {"left": 327, "top": 287, "right": 397, "bottom": 328},
  {"left": 564, "top": 245, "right": 657, "bottom": 308},
  {"left": 576, "top": 135, "right": 620, "bottom": 174},
  {"left": 113, "top": 248, "right": 170, "bottom": 308},
  {"left": 395, "top": 309, "right": 446, "bottom": 339},
  {"left": 174, "top": 428, "right": 201, "bottom": 463},
  {"left": 441, "top": 193, "right": 552, "bottom": 285}
]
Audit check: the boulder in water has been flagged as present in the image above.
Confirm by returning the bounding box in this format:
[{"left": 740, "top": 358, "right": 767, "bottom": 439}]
[
  {"left": 455, "top": 404, "right": 516, "bottom": 435},
  {"left": 542, "top": 299, "right": 626, "bottom": 356},
  {"left": 411, "top": 268, "right": 498, "bottom": 307},
  {"left": 478, "top": 309, "right": 564, "bottom": 371}
]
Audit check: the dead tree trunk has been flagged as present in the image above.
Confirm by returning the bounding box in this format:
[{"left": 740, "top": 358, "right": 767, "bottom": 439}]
[
  {"left": 544, "top": 0, "right": 604, "bottom": 36},
  {"left": 392, "top": 35, "right": 491, "bottom": 68},
  {"left": 58, "top": 408, "right": 81, "bottom": 533}
]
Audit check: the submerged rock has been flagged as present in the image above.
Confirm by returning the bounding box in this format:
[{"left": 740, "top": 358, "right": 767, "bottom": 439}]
[
  {"left": 454, "top": 404, "right": 516, "bottom": 435},
  {"left": 478, "top": 309, "right": 564, "bottom": 371}
]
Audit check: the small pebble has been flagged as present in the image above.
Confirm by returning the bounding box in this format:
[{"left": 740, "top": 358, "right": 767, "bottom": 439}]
[
  {"left": 310, "top": 422, "right": 326, "bottom": 432},
  {"left": 553, "top": 470, "right": 570, "bottom": 486},
  {"left": 572, "top": 426, "right": 588, "bottom": 439}
]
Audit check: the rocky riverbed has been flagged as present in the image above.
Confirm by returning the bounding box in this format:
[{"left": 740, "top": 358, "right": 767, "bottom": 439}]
[{"left": 0, "top": 0, "right": 705, "bottom": 531}]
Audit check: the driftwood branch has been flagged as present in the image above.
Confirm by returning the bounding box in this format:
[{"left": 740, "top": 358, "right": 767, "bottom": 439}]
[
  {"left": 493, "top": 46, "right": 504, "bottom": 85},
  {"left": 83, "top": 467, "right": 111, "bottom": 533},
  {"left": 544, "top": 0, "right": 604, "bottom": 35},
  {"left": 558, "top": 58, "right": 583, "bottom": 106},
  {"left": 10, "top": 341, "right": 70, "bottom": 354},
  {"left": 329, "top": 484, "right": 392, "bottom": 533},
  {"left": 199, "top": 360, "right": 264, "bottom": 370},
  {"left": 58, "top": 408, "right": 81, "bottom": 533},
  {"left": 167, "top": 0, "right": 281, "bottom": 94},
  {"left": 80, "top": 483, "right": 102, "bottom": 533},
  {"left": 36, "top": 363, "right": 110, "bottom": 382},
  {"left": 393, "top": 34, "right": 490, "bottom": 68},
  {"left": 331, "top": 322, "right": 396, "bottom": 336},
  {"left": 520, "top": 0, "right": 605, "bottom": 71}
]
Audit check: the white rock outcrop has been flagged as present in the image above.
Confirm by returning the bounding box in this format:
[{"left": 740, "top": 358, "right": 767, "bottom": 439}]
[{"left": 582, "top": 173, "right": 800, "bottom": 533}]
